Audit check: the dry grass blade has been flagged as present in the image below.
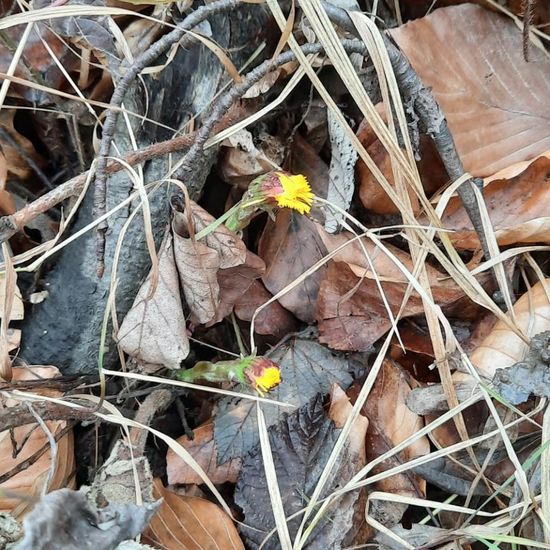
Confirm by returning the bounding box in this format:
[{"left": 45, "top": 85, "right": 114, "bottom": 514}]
[{"left": 256, "top": 403, "right": 293, "bottom": 549}]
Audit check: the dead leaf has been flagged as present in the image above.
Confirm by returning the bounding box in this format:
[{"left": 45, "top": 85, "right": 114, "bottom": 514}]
[
  {"left": 219, "top": 129, "right": 284, "bottom": 187},
  {"left": 441, "top": 152, "right": 550, "bottom": 249},
  {"left": 492, "top": 330, "right": 550, "bottom": 404},
  {"left": 317, "top": 261, "right": 424, "bottom": 351},
  {"left": 0, "top": 110, "right": 45, "bottom": 181},
  {"left": 289, "top": 133, "right": 329, "bottom": 200},
  {"left": 209, "top": 251, "right": 266, "bottom": 325},
  {"left": 467, "top": 278, "right": 550, "bottom": 380},
  {"left": 167, "top": 421, "right": 241, "bottom": 485},
  {"left": 143, "top": 479, "right": 243, "bottom": 550},
  {"left": 117, "top": 232, "right": 189, "bottom": 370},
  {"left": 0, "top": 26, "right": 80, "bottom": 103},
  {"left": 234, "top": 279, "right": 298, "bottom": 338},
  {"left": 324, "top": 109, "right": 357, "bottom": 233},
  {"left": 356, "top": 110, "right": 447, "bottom": 216},
  {"left": 0, "top": 366, "right": 74, "bottom": 519},
  {"left": 259, "top": 210, "right": 328, "bottom": 323},
  {"left": 181, "top": 201, "right": 246, "bottom": 269},
  {"left": 235, "top": 393, "right": 368, "bottom": 549},
  {"left": 316, "top": 227, "right": 484, "bottom": 351},
  {"left": 173, "top": 211, "right": 221, "bottom": 325},
  {"left": 352, "top": 359, "right": 429, "bottom": 528},
  {"left": 214, "top": 334, "right": 354, "bottom": 463},
  {"left": 391, "top": 5, "right": 550, "bottom": 176}
]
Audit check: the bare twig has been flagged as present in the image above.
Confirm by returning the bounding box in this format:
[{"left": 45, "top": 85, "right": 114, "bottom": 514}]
[
  {"left": 0, "top": 400, "right": 92, "bottom": 432},
  {"left": 93, "top": 0, "right": 242, "bottom": 276}
]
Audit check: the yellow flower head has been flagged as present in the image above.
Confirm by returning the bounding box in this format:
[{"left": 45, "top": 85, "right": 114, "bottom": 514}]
[
  {"left": 243, "top": 357, "right": 282, "bottom": 396},
  {"left": 272, "top": 172, "right": 314, "bottom": 214}
]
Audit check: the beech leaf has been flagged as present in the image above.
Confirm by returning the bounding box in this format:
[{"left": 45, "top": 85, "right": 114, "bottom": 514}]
[
  {"left": 391, "top": 4, "right": 550, "bottom": 176},
  {"left": 259, "top": 210, "right": 328, "bottom": 323},
  {"left": 117, "top": 232, "right": 189, "bottom": 369},
  {"left": 167, "top": 421, "right": 241, "bottom": 486},
  {"left": 143, "top": 479, "right": 243, "bottom": 550},
  {"left": 441, "top": 152, "right": 550, "bottom": 249}
]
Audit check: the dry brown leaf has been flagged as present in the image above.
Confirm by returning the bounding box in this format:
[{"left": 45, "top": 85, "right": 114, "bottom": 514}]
[
  {"left": 173, "top": 212, "right": 221, "bottom": 325},
  {"left": 259, "top": 210, "right": 328, "bottom": 323},
  {"left": 167, "top": 421, "right": 241, "bottom": 485},
  {"left": 316, "top": 227, "right": 487, "bottom": 351},
  {"left": 143, "top": 479, "right": 244, "bottom": 550},
  {"left": 210, "top": 251, "right": 266, "bottom": 325},
  {"left": 441, "top": 152, "right": 550, "bottom": 249},
  {"left": 177, "top": 200, "right": 246, "bottom": 269},
  {"left": 356, "top": 111, "right": 447, "bottom": 216},
  {"left": 234, "top": 279, "right": 298, "bottom": 338},
  {"left": 0, "top": 366, "right": 74, "bottom": 519},
  {"left": 0, "top": 27, "right": 79, "bottom": 103},
  {"left": 219, "top": 129, "right": 284, "bottom": 187},
  {"left": 117, "top": 232, "right": 189, "bottom": 369},
  {"left": 466, "top": 278, "right": 550, "bottom": 380},
  {"left": 317, "top": 261, "right": 425, "bottom": 351},
  {"left": 352, "top": 359, "right": 429, "bottom": 528},
  {"left": 391, "top": 4, "right": 550, "bottom": 177}
]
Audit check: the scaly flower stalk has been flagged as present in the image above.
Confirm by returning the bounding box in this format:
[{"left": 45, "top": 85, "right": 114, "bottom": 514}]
[{"left": 176, "top": 355, "right": 281, "bottom": 396}]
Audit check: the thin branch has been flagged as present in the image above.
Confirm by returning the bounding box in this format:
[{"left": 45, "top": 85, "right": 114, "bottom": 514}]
[{"left": 93, "top": 0, "right": 243, "bottom": 276}]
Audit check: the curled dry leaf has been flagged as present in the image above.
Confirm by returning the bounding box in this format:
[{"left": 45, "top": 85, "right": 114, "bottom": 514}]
[
  {"left": 233, "top": 279, "right": 298, "bottom": 339},
  {"left": 173, "top": 210, "right": 221, "bottom": 325},
  {"left": 0, "top": 366, "right": 74, "bottom": 519},
  {"left": 391, "top": 4, "right": 550, "bottom": 176},
  {"left": 353, "top": 359, "right": 429, "bottom": 528},
  {"left": 441, "top": 152, "right": 550, "bottom": 249},
  {"left": 143, "top": 479, "right": 244, "bottom": 550},
  {"left": 167, "top": 421, "right": 241, "bottom": 485},
  {"left": 235, "top": 393, "right": 368, "bottom": 549},
  {"left": 259, "top": 210, "right": 328, "bottom": 323},
  {"left": 117, "top": 232, "right": 189, "bottom": 370},
  {"left": 172, "top": 199, "right": 259, "bottom": 325}
]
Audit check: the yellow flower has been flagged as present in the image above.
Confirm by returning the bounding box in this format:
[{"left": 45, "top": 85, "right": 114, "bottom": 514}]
[
  {"left": 243, "top": 356, "right": 282, "bottom": 396},
  {"left": 272, "top": 172, "right": 314, "bottom": 214}
]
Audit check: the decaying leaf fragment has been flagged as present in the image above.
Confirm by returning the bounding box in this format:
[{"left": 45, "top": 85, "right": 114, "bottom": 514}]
[
  {"left": 117, "top": 232, "right": 189, "bottom": 370},
  {"left": 235, "top": 391, "right": 368, "bottom": 549},
  {"left": 14, "top": 488, "right": 160, "bottom": 550},
  {"left": 358, "top": 359, "right": 429, "bottom": 528},
  {"left": 492, "top": 330, "right": 550, "bottom": 405}
]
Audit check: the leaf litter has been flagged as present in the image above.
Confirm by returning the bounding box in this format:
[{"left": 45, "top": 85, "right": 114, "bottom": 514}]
[{"left": 1, "top": 1, "right": 550, "bottom": 549}]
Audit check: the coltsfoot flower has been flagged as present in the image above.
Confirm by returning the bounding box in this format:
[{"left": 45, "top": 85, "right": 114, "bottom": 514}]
[
  {"left": 225, "top": 171, "right": 314, "bottom": 231},
  {"left": 176, "top": 355, "right": 281, "bottom": 396}
]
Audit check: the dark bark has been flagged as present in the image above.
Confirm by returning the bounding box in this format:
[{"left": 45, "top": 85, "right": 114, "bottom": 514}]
[{"left": 20, "top": 3, "right": 270, "bottom": 374}]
